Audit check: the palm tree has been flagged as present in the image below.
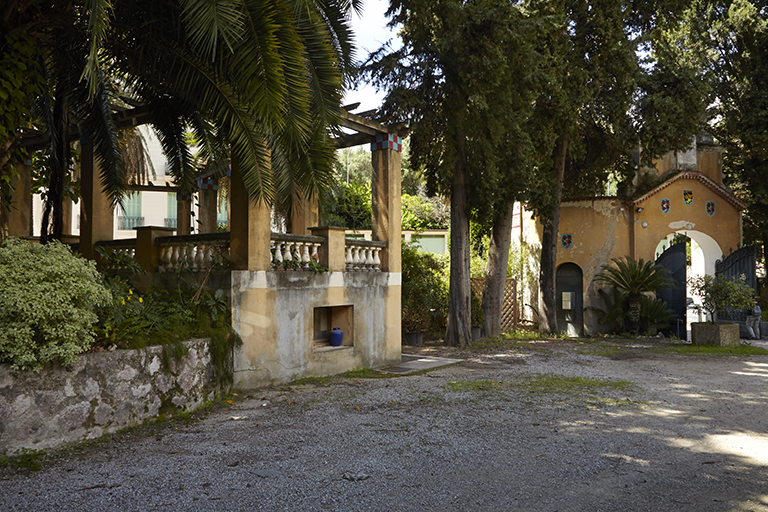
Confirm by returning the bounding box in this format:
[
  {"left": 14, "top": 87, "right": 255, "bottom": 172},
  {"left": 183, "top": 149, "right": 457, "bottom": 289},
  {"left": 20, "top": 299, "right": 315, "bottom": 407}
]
[
  {"left": 4, "top": 0, "right": 359, "bottom": 241},
  {"left": 595, "top": 257, "right": 674, "bottom": 334}
]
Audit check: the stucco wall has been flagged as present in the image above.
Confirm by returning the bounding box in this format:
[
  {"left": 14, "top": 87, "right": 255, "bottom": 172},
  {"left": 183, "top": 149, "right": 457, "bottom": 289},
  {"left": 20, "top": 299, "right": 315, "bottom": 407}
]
[
  {"left": 231, "top": 271, "right": 401, "bottom": 388},
  {"left": 557, "top": 198, "right": 632, "bottom": 334},
  {"left": 0, "top": 339, "right": 227, "bottom": 457},
  {"left": 633, "top": 179, "right": 741, "bottom": 264}
]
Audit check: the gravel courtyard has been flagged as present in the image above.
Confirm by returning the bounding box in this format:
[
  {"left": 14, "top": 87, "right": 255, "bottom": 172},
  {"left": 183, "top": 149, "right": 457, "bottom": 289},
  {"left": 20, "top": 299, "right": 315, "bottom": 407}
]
[{"left": 2, "top": 338, "right": 768, "bottom": 512}]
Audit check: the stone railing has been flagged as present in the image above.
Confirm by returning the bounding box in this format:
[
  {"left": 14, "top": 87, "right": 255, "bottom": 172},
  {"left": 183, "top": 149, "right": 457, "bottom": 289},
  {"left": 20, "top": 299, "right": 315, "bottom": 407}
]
[
  {"left": 91, "top": 227, "right": 389, "bottom": 274},
  {"left": 156, "top": 232, "right": 231, "bottom": 272},
  {"left": 94, "top": 239, "right": 138, "bottom": 270},
  {"left": 345, "top": 239, "right": 386, "bottom": 271},
  {"left": 270, "top": 233, "right": 325, "bottom": 270}
]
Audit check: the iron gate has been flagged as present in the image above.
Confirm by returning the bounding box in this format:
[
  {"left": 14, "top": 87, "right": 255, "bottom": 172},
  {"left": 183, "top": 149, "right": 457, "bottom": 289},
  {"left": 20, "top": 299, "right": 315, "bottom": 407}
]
[{"left": 656, "top": 242, "right": 687, "bottom": 338}]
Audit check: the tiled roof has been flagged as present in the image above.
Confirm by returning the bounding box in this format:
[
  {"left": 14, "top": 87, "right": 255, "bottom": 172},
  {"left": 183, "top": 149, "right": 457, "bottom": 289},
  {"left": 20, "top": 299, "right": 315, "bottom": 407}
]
[{"left": 632, "top": 171, "right": 746, "bottom": 211}]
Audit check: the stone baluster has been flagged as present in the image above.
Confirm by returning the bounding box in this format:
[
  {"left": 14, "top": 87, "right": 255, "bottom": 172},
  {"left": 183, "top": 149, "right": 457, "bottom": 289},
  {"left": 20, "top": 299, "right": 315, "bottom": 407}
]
[
  {"left": 282, "top": 241, "right": 293, "bottom": 265},
  {"left": 301, "top": 242, "right": 311, "bottom": 269},
  {"left": 273, "top": 240, "right": 283, "bottom": 268},
  {"left": 194, "top": 244, "right": 205, "bottom": 269},
  {"left": 345, "top": 245, "right": 354, "bottom": 271},
  {"left": 373, "top": 247, "right": 381, "bottom": 271}
]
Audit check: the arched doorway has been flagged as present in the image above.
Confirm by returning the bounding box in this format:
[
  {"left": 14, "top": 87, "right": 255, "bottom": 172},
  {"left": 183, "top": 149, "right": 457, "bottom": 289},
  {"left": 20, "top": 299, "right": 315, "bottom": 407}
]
[
  {"left": 654, "top": 230, "right": 723, "bottom": 334},
  {"left": 556, "top": 263, "right": 583, "bottom": 337}
]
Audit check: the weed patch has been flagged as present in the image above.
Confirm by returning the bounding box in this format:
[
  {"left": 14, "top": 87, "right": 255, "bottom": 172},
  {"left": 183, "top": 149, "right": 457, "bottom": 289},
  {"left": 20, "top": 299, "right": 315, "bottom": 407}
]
[
  {"left": 0, "top": 448, "right": 46, "bottom": 471},
  {"left": 652, "top": 344, "right": 768, "bottom": 356}
]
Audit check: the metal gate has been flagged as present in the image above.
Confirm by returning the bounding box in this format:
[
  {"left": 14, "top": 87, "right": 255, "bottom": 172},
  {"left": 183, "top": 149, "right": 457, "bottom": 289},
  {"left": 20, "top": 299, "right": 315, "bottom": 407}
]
[
  {"left": 656, "top": 242, "right": 687, "bottom": 338},
  {"left": 714, "top": 245, "right": 757, "bottom": 325}
]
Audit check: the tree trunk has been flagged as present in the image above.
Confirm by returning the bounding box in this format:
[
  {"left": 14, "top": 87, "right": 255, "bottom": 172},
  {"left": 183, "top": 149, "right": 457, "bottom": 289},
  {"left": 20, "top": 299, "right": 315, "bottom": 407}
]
[
  {"left": 482, "top": 201, "right": 515, "bottom": 338},
  {"left": 40, "top": 95, "right": 69, "bottom": 244},
  {"left": 538, "top": 131, "right": 569, "bottom": 333},
  {"left": 445, "top": 144, "right": 472, "bottom": 347}
]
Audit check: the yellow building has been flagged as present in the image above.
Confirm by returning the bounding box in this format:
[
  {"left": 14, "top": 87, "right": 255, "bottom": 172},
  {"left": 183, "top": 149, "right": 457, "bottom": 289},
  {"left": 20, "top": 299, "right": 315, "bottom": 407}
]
[{"left": 548, "top": 135, "right": 745, "bottom": 335}]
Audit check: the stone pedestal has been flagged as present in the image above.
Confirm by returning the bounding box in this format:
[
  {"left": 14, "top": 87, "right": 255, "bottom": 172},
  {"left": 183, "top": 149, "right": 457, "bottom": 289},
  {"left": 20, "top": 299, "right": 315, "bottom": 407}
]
[{"left": 691, "top": 322, "right": 740, "bottom": 347}]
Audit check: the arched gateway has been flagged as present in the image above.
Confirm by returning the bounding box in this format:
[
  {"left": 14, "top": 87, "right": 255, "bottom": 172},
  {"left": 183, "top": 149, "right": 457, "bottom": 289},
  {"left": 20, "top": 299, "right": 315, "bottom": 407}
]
[{"left": 548, "top": 136, "right": 746, "bottom": 335}]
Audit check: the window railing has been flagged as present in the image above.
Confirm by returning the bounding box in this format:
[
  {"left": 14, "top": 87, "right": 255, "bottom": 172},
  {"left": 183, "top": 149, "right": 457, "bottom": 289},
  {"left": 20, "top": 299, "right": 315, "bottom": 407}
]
[{"left": 118, "top": 216, "right": 144, "bottom": 230}]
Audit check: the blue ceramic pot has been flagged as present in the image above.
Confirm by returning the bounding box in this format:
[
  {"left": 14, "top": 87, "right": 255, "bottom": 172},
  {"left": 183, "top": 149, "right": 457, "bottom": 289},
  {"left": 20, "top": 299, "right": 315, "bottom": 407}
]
[{"left": 329, "top": 327, "right": 343, "bottom": 347}]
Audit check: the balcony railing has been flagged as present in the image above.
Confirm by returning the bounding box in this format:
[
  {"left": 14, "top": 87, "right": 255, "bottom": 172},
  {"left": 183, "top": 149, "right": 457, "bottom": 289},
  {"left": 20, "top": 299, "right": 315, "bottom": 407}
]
[
  {"left": 94, "top": 239, "right": 138, "bottom": 271},
  {"left": 270, "top": 233, "right": 325, "bottom": 270},
  {"left": 164, "top": 218, "right": 177, "bottom": 229},
  {"left": 344, "top": 239, "right": 385, "bottom": 271},
  {"left": 91, "top": 227, "right": 388, "bottom": 274},
  {"left": 156, "top": 233, "right": 230, "bottom": 272},
  {"left": 118, "top": 216, "right": 144, "bottom": 230}
]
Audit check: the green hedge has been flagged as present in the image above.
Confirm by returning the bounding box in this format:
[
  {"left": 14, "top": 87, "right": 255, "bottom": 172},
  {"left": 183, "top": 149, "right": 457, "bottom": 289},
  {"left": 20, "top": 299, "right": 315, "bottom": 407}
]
[{"left": 0, "top": 239, "right": 112, "bottom": 371}]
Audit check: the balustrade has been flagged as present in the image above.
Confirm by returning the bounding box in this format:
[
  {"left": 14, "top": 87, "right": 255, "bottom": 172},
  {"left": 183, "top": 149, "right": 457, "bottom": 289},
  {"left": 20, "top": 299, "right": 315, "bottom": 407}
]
[
  {"left": 156, "top": 233, "right": 230, "bottom": 272},
  {"left": 94, "top": 240, "right": 138, "bottom": 271},
  {"left": 270, "top": 233, "right": 324, "bottom": 270},
  {"left": 344, "top": 239, "right": 385, "bottom": 271}
]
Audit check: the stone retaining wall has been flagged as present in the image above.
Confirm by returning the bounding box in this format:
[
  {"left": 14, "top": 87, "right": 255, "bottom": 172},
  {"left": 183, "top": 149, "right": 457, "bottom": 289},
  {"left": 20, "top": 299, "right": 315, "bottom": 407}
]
[{"left": 0, "top": 339, "right": 228, "bottom": 457}]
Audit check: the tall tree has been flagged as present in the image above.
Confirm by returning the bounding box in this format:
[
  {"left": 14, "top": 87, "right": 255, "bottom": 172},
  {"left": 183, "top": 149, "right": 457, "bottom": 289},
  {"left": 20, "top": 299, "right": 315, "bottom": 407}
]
[
  {"left": 529, "top": 0, "right": 704, "bottom": 333},
  {"left": 682, "top": 0, "right": 768, "bottom": 262},
  {"left": 366, "top": 0, "right": 549, "bottom": 346}
]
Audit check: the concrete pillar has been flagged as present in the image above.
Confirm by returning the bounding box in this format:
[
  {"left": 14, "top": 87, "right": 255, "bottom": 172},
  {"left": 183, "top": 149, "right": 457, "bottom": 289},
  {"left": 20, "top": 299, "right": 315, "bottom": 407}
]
[
  {"left": 0, "top": 163, "right": 32, "bottom": 237},
  {"left": 290, "top": 192, "right": 319, "bottom": 235},
  {"left": 309, "top": 226, "right": 346, "bottom": 272},
  {"left": 371, "top": 133, "right": 402, "bottom": 273},
  {"left": 62, "top": 196, "right": 73, "bottom": 236},
  {"left": 135, "top": 226, "right": 175, "bottom": 273},
  {"left": 229, "top": 157, "right": 272, "bottom": 270},
  {"left": 79, "top": 140, "right": 114, "bottom": 260},
  {"left": 176, "top": 192, "right": 192, "bottom": 235},
  {"left": 198, "top": 179, "right": 218, "bottom": 233}
]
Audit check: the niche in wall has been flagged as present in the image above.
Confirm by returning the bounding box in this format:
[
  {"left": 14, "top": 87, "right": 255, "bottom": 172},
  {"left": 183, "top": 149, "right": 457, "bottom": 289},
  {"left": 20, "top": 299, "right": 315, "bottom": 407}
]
[{"left": 313, "top": 305, "right": 353, "bottom": 350}]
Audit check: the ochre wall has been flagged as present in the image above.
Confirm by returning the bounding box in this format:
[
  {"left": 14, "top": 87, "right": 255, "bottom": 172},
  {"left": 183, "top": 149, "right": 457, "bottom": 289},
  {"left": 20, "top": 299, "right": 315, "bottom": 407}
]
[
  {"left": 697, "top": 147, "right": 723, "bottom": 184},
  {"left": 557, "top": 198, "right": 633, "bottom": 334},
  {"left": 632, "top": 178, "right": 741, "bottom": 264},
  {"left": 231, "top": 270, "right": 401, "bottom": 389}
]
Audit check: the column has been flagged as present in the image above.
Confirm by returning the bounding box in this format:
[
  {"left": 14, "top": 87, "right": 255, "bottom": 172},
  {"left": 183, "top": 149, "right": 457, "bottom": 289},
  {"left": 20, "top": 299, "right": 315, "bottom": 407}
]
[
  {"left": 229, "top": 157, "right": 272, "bottom": 270},
  {"left": 0, "top": 162, "right": 32, "bottom": 237},
  {"left": 370, "top": 132, "right": 402, "bottom": 272},
  {"left": 198, "top": 178, "right": 218, "bottom": 233},
  {"left": 79, "top": 140, "right": 114, "bottom": 260},
  {"left": 290, "top": 191, "right": 319, "bottom": 235},
  {"left": 176, "top": 192, "right": 192, "bottom": 235}
]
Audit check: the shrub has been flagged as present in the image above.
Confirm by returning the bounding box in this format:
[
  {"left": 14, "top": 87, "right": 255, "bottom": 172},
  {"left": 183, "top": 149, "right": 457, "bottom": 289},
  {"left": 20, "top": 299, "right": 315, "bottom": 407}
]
[
  {"left": 688, "top": 274, "right": 754, "bottom": 322},
  {"left": 0, "top": 239, "right": 112, "bottom": 371},
  {"left": 401, "top": 243, "right": 448, "bottom": 333}
]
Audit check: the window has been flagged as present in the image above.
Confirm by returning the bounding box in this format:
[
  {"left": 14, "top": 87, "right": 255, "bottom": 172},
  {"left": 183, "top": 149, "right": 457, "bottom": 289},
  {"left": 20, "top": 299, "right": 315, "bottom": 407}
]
[
  {"left": 217, "top": 195, "right": 228, "bottom": 230},
  {"left": 166, "top": 192, "right": 177, "bottom": 228},
  {"left": 119, "top": 192, "right": 143, "bottom": 230}
]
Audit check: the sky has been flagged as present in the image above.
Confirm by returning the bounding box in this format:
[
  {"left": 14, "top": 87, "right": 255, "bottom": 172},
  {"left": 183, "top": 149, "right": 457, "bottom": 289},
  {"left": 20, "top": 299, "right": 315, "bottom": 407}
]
[{"left": 342, "top": 0, "right": 400, "bottom": 113}]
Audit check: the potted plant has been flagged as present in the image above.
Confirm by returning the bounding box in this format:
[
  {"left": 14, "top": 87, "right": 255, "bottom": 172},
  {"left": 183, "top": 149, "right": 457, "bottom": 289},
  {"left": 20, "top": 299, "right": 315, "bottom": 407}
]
[
  {"left": 470, "top": 290, "right": 485, "bottom": 341},
  {"left": 688, "top": 274, "right": 754, "bottom": 346},
  {"left": 401, "top": 244, "right": 448, "bottom": 346}
]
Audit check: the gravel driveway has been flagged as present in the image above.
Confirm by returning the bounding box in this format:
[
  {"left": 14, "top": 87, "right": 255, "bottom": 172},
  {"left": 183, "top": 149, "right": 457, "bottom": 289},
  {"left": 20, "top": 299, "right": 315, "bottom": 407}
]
[{"left": 2, "top": 338, "right": 768, "bottom": 512}]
